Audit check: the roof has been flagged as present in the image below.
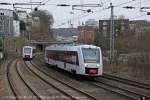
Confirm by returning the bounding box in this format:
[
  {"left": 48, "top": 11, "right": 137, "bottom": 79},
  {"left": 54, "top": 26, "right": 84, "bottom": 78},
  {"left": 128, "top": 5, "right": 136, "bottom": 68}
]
[
  {"left": 23, "top": 46, "right": 33, "bottom": 48},
  {"left": 46, "top": 44, "right": 100, "bottom": 51}
]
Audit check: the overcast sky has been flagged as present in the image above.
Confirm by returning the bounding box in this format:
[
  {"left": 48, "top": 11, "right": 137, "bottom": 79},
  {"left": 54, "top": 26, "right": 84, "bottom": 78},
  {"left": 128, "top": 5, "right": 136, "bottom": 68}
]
[{"left": 0, "top": 0, "right": 150, "bottom": 28}]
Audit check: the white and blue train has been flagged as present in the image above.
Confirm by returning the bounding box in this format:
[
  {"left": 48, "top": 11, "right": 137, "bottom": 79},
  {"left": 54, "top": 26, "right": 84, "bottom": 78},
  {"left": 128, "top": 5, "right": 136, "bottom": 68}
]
[
  {"left": 45, "top": 44, "right": 103, "bottom": 77},
  {"left": 22, "top": 46, "right": 35, "bottom": 60},
  {"left": 0, "top": 51, "right": 4, "bottom": 59}
]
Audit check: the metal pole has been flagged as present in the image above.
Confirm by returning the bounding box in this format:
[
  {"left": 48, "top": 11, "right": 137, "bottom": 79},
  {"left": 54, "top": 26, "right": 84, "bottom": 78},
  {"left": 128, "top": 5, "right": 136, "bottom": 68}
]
[
  {"left": 112, "top": 3, "right": 115, "bottom": 62},
  {"left": 30, "top": 0, "right": 32, "bottom": 10},
  {"left": 29, "top": 22, "right": 31, "bottom": 42},
  {"left": 110, "top": 3, "right": 115, "bottom": 62}
]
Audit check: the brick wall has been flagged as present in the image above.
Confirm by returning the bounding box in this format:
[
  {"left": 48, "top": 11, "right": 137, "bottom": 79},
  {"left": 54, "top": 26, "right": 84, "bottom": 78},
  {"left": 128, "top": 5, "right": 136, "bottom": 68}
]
[{"left": 77, "top": 26, "right": 95, "bottom": 44}]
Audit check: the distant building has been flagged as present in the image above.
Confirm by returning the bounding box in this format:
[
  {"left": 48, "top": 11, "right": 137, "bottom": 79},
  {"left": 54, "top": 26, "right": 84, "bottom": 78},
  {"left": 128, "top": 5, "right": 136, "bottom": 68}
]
[
  {"left": 85, "top": 19, "right": 98, "bottom": 28},
  {"left": 32, "top": 17, "right": 40, "bottom": 27},
  {"left": 15, "top": 10, "right": 28, "bottom": 36},
  {"left": 13, "top": 20, "right": 20, "bottom": 37},
  {"left": 99, "top": 19, "right": 130, "bottom": 37},
  {"left": 52, "top": 28, "right": 78, "bottom": 39},
  {"left": 0, "top": 9, "right": 20, "bottom": 37},
  {"left": 129, "top": 20, "right": 150, "bottom": 37},
  {"left": 16, "top": 10, "right": 27, "bottom": 22},
  {"left": 0, "top": 9, "right": 14, "bottom": 36},
  {"left": 77, "top": 25, "right": 95, "bottom": 44}
]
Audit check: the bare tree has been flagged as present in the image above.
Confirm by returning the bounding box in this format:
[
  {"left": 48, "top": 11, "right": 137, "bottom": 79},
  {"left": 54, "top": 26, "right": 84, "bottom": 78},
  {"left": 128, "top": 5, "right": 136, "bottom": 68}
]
[{"left": 31, "top": 9, "right": 54, "bottom": 40}]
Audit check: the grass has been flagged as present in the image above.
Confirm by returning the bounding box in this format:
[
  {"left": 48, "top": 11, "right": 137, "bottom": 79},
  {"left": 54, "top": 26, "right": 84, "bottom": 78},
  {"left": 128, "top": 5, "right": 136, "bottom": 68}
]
[{"left": 104, "top": 63, "right": 150, "bottom": 84}]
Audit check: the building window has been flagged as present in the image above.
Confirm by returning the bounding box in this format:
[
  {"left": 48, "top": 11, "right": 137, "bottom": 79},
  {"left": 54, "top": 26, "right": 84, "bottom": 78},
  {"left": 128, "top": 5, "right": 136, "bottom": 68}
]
[
  {"left": 0, "top": 22, "right": 2, "bottom": 25},
  {"left": 0, "top": 13, "right": 4, "bottom": 15},
  {"left": 103, "top": 21, "right": 107, "bottom": 26},
  {"left": 103, "top": 26, "right": 107, "bottom": 31},
  {"left": 121, "top": 22, "right": 126, "bottom": 25},
  {"left": 0, "top": 17, "right": 4, "bottom": 20},
  {"left": 0, "top": 18, "right": 4, "bottom": 26},
  {"left": 0, "top": 26, "right": 4, "bottom": 32},
  {"left": 121, "top": 26, "right": 125, "bottom": 31}
]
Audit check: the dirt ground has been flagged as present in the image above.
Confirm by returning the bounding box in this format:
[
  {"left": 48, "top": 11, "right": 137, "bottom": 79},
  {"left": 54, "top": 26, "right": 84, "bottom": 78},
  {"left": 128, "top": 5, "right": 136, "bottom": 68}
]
[
  {"left": 0, "top": 51, "right": 20, "bottom": 97},
  {"left": 0, "top": 51, "right": 150, "bottom": 97},
  {"left": 104, "top": 63, "right": 150, "bottom": 84},
  {"left": 0, "top": 61, "right": 6, "bottom": 96}
]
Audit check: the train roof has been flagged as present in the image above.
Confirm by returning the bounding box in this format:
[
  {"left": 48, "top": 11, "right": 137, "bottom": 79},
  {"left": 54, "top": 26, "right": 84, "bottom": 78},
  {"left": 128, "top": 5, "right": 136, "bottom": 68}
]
[
  {"left": 23, "top": 46, "right": 35, "bottom": 49},
  {"left": 46, "top": 44, "right": 101, "bottom": 51}
]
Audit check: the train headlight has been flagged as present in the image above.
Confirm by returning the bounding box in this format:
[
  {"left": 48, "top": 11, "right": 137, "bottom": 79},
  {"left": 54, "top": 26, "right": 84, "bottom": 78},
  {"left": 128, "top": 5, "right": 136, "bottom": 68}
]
[
  {"left": 97, "top": 64, "right": 100, "bottom": 67},
  {"left": 85, "top": 64, "right": 87, "bottom": 67}
]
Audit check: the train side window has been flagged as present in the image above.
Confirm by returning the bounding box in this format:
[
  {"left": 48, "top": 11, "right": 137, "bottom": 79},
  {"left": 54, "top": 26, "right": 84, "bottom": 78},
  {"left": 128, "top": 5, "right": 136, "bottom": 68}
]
[
  {"left": 66, "top": 51, "right": 72, "bottom": 63},
  {"left": 58, "top": 51, "right": 64, "bottom": 61},
  {"left": 64, "top": 51, "right": 67, "bottom": 62},
  {"left": 66, "top": 51, "right": 79, "bottom": 65},
  {"left": 46, "top": 50, "right": 50, "bottom": 58},
  {"left": 72, "top": 55, "right": 77, "bottom": 65},
  {"left": 54, "top": 51, "right": 64, "bottom": 61},
  {"left": 72, "top": 52, "right": 79, "bottom": 65},
  {"left": 46, "top": 50, "right": 79, "bottom": 65},
  {"left": 47, "top": 50, "right": 53, "bottom": 58},
  {"left": 54, "top": 51, "right": 59, "bottom": 60}
]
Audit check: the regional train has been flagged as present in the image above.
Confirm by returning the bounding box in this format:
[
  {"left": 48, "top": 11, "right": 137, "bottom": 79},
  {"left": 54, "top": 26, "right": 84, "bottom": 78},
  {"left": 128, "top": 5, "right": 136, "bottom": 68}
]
[
  {"left": 0, "top": 49, "right": 4, "bottom": 59},
  {"left": 0, "top": 37, "right": 4, "bottom": 60},
  {"left": 45, "top": 44, "right": 103, "bottom": 77},
  {"left": 22, "top": 46, "right": 35, "bottom": 60}
]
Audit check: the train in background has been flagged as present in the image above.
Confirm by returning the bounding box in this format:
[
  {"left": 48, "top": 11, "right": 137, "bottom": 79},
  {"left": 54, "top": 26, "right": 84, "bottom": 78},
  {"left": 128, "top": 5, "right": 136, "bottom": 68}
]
[
  {"left": 0, "top": 49, "right": 4, "bottom": 59},
  {"left": 22, "top": 46, "right": 35, "bottom": 60},
  {"left": 0, "top": 37, "right": 4, "bottom": 60},
  {"left": 45, "top": 44, "right": 103, "bottom": 77}
]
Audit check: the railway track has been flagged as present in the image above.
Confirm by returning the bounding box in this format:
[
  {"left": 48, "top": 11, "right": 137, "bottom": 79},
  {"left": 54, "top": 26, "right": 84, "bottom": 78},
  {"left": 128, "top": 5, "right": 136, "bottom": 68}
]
[
  {"left": 32, "top": 56, "right": 135, "bottom": 100},
  {"left": 6, "top": 59, "right": 18, "bottom": 100},
  {"left": 94, "top": 74, "right": 150, "bottom": 100},
  {"left": 34, "top": 54, "right": 150, "bottom": 100},
  {"left": 102, "top": 73, "right": 150, "bottom": 90},
  {"left": 24, "top": 61, "right": 99, "bottom": 100},
  {"left": 6, "top": 58, "right": 42, "bottom": 100},
  {"left": 16, "top": 61, "right": 43, "bottom": 100},
  {"left": 91, "top": 79, "right": 149, "bottom": 100}
]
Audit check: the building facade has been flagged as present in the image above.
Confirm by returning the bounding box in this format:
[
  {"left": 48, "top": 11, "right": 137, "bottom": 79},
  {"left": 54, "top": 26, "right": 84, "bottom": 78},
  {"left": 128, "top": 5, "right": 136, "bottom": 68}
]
[
  {"left": 16, "top": 10, "right": 27, "bottom": 22},
  {"left": 0, "top": 9, "right": 20, "bottom": 37},
  {"left": 77, "top": 25, "right": 95, "bottom": 44},
  {"left": 99, "top": 19, "right": 130, "bottom": 37},
  {"left": 13, "top": 20, "right": 20, "bottom": 37},
  {"left": 129, "top": 20, "right": 150, "bottom": 37},
  {"left": 85, "top": 19, "right": 98, "bottom": 28},
  {"left": 0, "top": 9, "right": 14, "bottom": 36}
]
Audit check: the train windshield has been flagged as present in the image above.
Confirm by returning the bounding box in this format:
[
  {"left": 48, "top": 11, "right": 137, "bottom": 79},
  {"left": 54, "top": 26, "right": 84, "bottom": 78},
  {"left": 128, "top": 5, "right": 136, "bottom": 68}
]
[
  {"left": 82, "top": 48, "right": 100, "bottom": 63},
  {"left": 24, "top": 48, "right": 32, "bottom": 54}
]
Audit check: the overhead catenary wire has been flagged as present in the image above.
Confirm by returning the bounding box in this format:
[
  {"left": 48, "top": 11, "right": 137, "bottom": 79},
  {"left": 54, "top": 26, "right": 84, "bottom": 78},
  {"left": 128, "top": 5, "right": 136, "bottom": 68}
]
[
  {"left": 35, "top": 0, "right": 53, "bottom": 9},
  {"left": 54, "top": 0, "right": 111, "bottom": 24},
  {"left": 54, "top": 0, "right": 137, "bottom": 28},
  {"left": 114, "top": 0, "right": 136, "bottom": 7},
  {"left": 130, "top": 13, "right": 147, "bottom": 20},
  {"left": 53, "top": 0, "right": 111, "bottom": 26},
  {"left": 54, "top": 0, "right": 112, "bottom": 27}
]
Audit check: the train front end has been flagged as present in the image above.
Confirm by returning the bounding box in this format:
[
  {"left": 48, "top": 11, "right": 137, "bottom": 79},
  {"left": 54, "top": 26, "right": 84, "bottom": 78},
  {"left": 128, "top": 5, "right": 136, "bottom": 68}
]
[
  {"left": 78, "top": 46, "right": 103, "bottom": 77},
  {"left": 23, "top": 47, "right": 33, "bottom": 60}
]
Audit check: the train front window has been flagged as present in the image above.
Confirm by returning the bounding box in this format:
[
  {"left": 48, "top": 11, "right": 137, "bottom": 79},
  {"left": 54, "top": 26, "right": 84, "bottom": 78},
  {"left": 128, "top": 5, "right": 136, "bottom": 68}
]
[
  {"left": 24, "top": 48, "right": 31, "bottom": 54},
  {"left": 82, "top": 48, "right": 100, "bottom": 63}
]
